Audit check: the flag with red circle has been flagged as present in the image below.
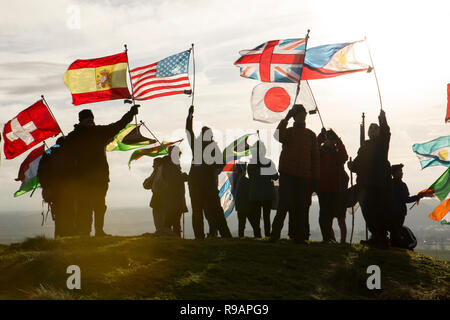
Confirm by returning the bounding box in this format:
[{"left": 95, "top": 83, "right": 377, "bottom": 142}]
[
  {"left": 250, "top": 82, "right": 316, "bottom": 123},
  {"left": 2, "top": 100, "right": 61, "bottom": 159}
]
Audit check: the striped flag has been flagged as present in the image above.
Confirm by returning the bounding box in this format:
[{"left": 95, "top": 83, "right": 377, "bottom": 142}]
[
  {"left": 14, "top": 145, "right": 45, "bottom": 197},
  {"left": 130, "top": 50, "right": 192, "bottom": 101}
]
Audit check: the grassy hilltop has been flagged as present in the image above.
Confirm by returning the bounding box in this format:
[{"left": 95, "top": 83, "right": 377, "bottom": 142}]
[{"left": 0, "top": 235, "right": 448, "bottom": 300}]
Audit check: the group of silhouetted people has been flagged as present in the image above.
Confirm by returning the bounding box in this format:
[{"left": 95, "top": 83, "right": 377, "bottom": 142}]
[
  {"left": 142, "top": 103, "right": 424, "bottom": 249},
  {"left": 40, "top": 100, "right": 424, "bottom": 250}
]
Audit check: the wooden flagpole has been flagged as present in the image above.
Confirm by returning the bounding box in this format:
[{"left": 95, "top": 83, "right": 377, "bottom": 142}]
[
  {"left": 364, "top": 37, "right": 383, "bottom": 111},
  {"left": 41, "top": 95, "right": 64, "bottom": 136},
  {"left": 349, "top": 157, "right": 355, "bottom": 244},
  {"left": 305, "top": 80, "right": 325, "bottom": 129}
]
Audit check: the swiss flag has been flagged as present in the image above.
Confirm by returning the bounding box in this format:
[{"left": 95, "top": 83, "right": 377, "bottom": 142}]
[{"left": 2, "top": 100, "right": 60, "bottom": 159}]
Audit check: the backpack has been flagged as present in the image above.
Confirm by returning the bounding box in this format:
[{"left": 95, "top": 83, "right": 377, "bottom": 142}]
[{"left": 395, "top": 226, "right": 417, "bottom": 250}]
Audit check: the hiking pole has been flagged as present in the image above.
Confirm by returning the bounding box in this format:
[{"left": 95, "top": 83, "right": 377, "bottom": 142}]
[{"left": 349, "top": 157, "right": 355, "bottom": 245}]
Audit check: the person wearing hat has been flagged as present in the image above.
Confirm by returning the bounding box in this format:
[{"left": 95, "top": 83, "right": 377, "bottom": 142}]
[
  {"left": 390, "top": 164, "right": 423, "bottom": 245},
  {"left": 270, "top": 104, "right": 320, "bottom": 244},
  {"left": 65, "top": 105, "right": 139, "bottom": 236}
]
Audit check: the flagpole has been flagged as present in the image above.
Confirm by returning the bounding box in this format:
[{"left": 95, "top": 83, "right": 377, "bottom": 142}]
[
  {"left": 360, "top": 112, "right": 368, "bottom": 241},
  {"left": 190, "top": 43, "right": 195, "bottom": 106},
  {"left": 41, "top": 95, "right": 64, "bottom": 136},
  {"left": 124, "top": 44, "right": 139, "bottom": 125},
  {"left": 349, "top": 157, "right": 355, "bottom": 244},
  {"left": 306, "top": 80, "right": 325, "bottom": 128},
  {"left": 140, "top": 120, "right": 168, "bottom": 152},
  {"left": 293, "top": 29, "right": 311, "bottom": 102},
  {"left": 364, "top": 37, "right": 383, "bottom": 111}
]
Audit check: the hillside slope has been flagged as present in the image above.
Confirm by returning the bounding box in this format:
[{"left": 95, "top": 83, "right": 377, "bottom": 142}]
[{"left": 0, "top": 235, "right": 448, "bottom": 300}]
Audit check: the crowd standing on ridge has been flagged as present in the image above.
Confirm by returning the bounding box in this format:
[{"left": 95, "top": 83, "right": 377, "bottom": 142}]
[{"left": 38, "top": 102, "right": 426, "bottom": 250}]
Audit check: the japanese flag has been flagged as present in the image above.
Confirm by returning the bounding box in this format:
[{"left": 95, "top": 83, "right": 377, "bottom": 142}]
[{"left": 251, "top": 81, "right": 316, "bottom": 123}]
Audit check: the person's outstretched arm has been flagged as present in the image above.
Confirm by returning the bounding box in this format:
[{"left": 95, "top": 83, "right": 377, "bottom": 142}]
[
  {"left": 185, "top": 105, "right": 195, "bottom": 153},
  {"left": 102, "top": 105, "right": 139, "bottom": 140}
]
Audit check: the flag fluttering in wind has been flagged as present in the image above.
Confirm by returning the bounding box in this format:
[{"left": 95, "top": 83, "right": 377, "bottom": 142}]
[
  {"left": 222, "top": 133, "right": 255, "bottom": 168},
  {"left": 428, "top": 199, "right": 450, "bottom": 225},
  {"left": 418, "top": 168, "right": 450, "bottom": 202},
  {"left": 63, "top": 52, "right": 131, "bottom": 105},
  {"left": 14, "top": 145, "right": 45, "bottom": 197},
  {"left": 2, "top": 100, "right": 60, "bottom": 159},
  {"left": 128, "top": 140, "right": 182, "bottom": 168},
  {"left": 130, "top": 50, "right": 191, "bottom": 101},
  {"left": 446, "top": 84, "right": 450, "bottom": 123},
  {"left": 219, "top": 134, "right": 255, "bottom": 217},
  {"left": 250, "top": 81, "right": 317, "bottom": 123},
  {"left": 106, "top": 124, "right": 156, "bottom": 152},
  {"left": 303, "top": 41, "right": 371, "bottom": 79},
  {"left": 234, "top": 38, "right": 307, "bottom": 83},
  {"left": 412, "top": 136, "right": 450, "bottom": 169}
]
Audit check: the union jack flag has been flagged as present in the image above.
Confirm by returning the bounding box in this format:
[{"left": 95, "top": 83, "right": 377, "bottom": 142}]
[{"left": 234, "top": 38, "right": 306, "bottom": 83}]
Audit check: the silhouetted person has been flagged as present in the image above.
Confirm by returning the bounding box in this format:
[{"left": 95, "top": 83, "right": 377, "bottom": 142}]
[
  {"left": 38, "top": 136, "right": 77, "bottom": 237},
  {"left": 348, "top": 109, "right": 391, "bottom": 249},
  {"left": 317, "top": 128, "right": 349, "bottom": 243},
  {"left": 234, "top": 163, "right": 261, "bottom": 237},
  {"left": 389, "top": 164, "right": 422, "bottom": 247},
  {"left": 186, "top": 105, "right": 232, "bottom": 239},
  {"left": 65, "top": 105, "right": 138, "bottom": 237},
  {"left": 270, "top": 104, "right": 320, "bottom": 244},
  {"left": 161, "top": 146, "right": 189, "bottom": 237},
  {"left": 247, "top": 141, "right": 278, "bottom": 237},
  {"left": 143, "top": 157, "right": 165, "bottom": 234}
]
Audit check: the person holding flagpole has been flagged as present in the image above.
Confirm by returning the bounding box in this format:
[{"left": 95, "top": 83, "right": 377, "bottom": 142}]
[
  {"left": 348, "top": 109, "right": 392, "bottom": 249},
  {"left": 65, "top": 105, "right": 139, "bottom": 237}
]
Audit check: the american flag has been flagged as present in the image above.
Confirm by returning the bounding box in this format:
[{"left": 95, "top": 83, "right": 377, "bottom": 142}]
[
  {"left": 234, "top": 38, "right": 306, "bottom": 83},
  {"left": 130, "top": 50, "right": 191, "bottom": 101}
]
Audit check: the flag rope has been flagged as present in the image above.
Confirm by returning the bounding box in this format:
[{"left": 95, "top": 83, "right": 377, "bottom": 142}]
[
  {"left": 41, "top": 95, "right": 64, "bottom": 136},
  {"left": 364, "top": 36, "right": 383, "bottom": 111}
]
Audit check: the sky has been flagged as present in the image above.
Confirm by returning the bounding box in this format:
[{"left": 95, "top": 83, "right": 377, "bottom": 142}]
[{"left": 0, "top": 0, "right": 449, "bottom": 214}]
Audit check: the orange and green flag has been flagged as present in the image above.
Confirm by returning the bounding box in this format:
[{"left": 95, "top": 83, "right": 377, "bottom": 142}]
[
  {"left": 64, "top": 52, "right": 131, "bottom": 105},
  {"left": 429, "top": 199, "right": 450, "bottom": 225}
]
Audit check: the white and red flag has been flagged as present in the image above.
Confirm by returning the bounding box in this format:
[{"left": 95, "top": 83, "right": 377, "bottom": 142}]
[
  {"left": 2, "top": 100, "right": 60, "bottom": 159},
  {"left": 251, "top": 81, "right": 316, "bottom": 123}
]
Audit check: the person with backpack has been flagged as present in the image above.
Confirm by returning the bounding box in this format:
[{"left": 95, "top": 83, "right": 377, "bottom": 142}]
[
  {"left": 389, "top": 164, "right": 423, "bottom": 249},
  {"left": 38, "top": 136, "right": 77, "bottom": 237},
  {"left": 317, "top": 128, "right": 349, "bottom": 243}
]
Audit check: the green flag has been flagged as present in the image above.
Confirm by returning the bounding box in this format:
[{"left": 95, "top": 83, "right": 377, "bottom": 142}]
[
  {"left": 419, "top": 168, "right": 450, "bottom": 201},
  {"left": 106, "top": 124, "right": 156, "bottom": 152},
  {"left": 128, "top": 140, "right": 182, "bottom": 168}
]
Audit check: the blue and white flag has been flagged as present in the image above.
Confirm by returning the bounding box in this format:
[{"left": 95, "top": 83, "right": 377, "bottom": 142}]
[{"left": 412, "top": 136, "right": 450, "bottom": 169}]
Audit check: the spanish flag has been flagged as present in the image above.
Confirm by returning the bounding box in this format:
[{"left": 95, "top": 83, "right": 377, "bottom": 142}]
[{"left": 64, "top": 52, "right": 131, "bottom": 105}]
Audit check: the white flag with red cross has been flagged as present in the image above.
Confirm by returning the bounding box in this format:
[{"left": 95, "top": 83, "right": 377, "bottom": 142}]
[{"left": 2, "top": 100, "right": 60, "bottom": 159}]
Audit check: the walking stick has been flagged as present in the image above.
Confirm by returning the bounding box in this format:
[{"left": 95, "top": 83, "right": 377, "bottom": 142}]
[{"left": 349, "top": 157, "right": 355, "bottom": 244}]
